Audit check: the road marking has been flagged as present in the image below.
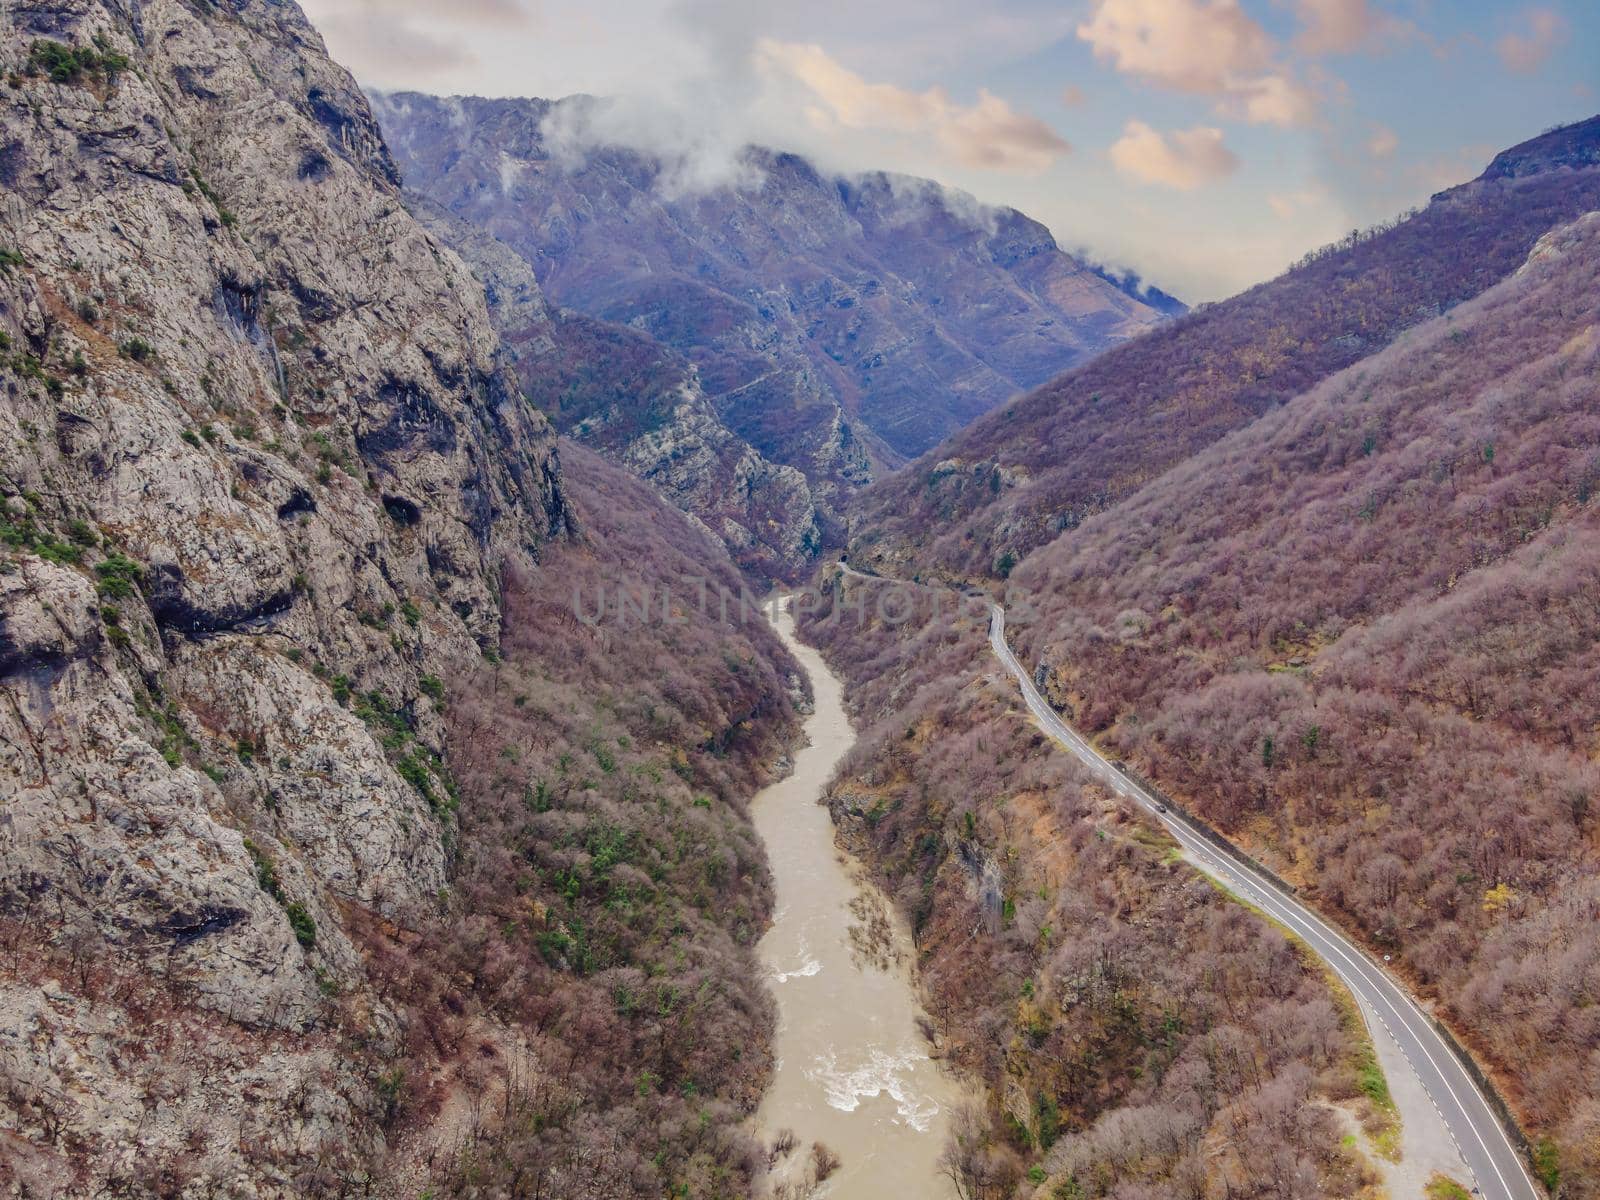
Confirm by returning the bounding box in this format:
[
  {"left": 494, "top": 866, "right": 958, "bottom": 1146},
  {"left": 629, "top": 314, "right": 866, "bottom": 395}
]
[
  {"left": 985, "top": 603, "right": 1538, "bottom": 1200},
  {"left": 831, "top": 564, "right": 1540, "bottom": 1199}
]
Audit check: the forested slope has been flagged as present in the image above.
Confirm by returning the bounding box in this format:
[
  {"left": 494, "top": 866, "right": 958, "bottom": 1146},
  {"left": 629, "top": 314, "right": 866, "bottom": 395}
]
[
  {"left": 1002, "top": 210, "right": 1600, "bottom": 1193},
  {"left": 797, "top": 576, "right": 1389, "bottom": 1200},
  {"left": 848, "top": 117, "right": 1600, "bottom": 584}
]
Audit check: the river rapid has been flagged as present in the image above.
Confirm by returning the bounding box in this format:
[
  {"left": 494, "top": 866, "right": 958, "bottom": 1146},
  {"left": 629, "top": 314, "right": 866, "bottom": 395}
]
[{"left": 752, "top": 599, "right": 965, "bottom": 1198}]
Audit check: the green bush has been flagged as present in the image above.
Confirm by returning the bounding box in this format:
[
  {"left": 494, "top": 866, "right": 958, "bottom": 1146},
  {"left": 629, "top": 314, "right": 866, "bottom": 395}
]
[
  {"left": 1534, "top": 1137, "right": 1560, "bottom": 1192},
  {"left": 94, "top": 552, "right": 143, "bottom": 599},
  {"left": 119, "top": 337, "right": 155, "bottom": 363},
  {"left": 244, "top": 838, "right": 283, "bottom": 900},
  {"left": 29, "top": 38, "right": 130, "bottom": 85},
  {"left": 284, "top": 902, "right": 317, "bottom": 948}
]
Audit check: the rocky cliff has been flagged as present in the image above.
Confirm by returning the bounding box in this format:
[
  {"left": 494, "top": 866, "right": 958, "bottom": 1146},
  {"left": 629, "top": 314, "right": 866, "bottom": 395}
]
[
  {"left": 0, "top": 3, "right": 795, "bottom": 1195},
  {"left": 372, "top": 92, "right": 1175, "bottom": 567},
  {"left": 411, "top": 197, "right": 821, "bottom": 580}
]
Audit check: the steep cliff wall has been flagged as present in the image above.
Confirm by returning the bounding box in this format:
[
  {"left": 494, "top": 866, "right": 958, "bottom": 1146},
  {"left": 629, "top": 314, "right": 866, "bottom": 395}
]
[{"left": 0, "top": 4, "right": 792, "bottom": 1195}]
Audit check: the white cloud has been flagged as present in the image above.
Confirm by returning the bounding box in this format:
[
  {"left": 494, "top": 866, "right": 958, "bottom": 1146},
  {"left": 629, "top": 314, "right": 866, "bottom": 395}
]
[
  {"left": 1367, "top": 124, "right": 1398, "bottom": 158},
  {"left": 756, "top": 40, "right": 1069, "bottom": 172},
  {"left": 1235, "top": 72, "right": 1317, "bottom": 127},
  {"left": 1110, "top": 120, "right": 1240, "bottom": 190},
  {"left": 1293, "top": 0, "right": 1405, "bottom": 56},
  {"left": 1497, "top": 8, "right": 1567, "bottom": 74},
  {"left": 538, "top": 95, "right": 770, "bottom": 197},
  {"left": 1266, "top": 186, "right": 1326, "bottom": 219},
  {"left": 1076, "top": 0, "right": 1317, "bottom": 127},
  {"left": 300, "top": 0, "right": 529, "bottom": 84}
]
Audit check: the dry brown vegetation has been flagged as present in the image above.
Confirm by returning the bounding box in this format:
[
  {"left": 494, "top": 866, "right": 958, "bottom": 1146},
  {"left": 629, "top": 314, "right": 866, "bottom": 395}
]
[
  {"left": 849, "top": 117, "right": 1600, "bottom": 585},
  {"left": 368, "top": 444, "right": 802, "bottom": 1197},
  {"left": 994, "top": 214, "right": 1600, "bottom": 1193},
  {"left": 797, "top": 575, "right": 1385, "bottom": 1199}
]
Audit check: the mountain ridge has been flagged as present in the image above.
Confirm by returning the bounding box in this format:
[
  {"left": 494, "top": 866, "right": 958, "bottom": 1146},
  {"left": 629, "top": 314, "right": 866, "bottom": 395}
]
[
  {"left": 846, "top": 113, "right": 1600, "bottom": 584},
  {"left": 373, "top": 90, "right": 1179, "bottom": 577},
  {"left": 0, "top": 3, "right": 801, "bottom": 1193},
  {"left": 829, "top": 113, "right": 1600, "bottom": 1193}
]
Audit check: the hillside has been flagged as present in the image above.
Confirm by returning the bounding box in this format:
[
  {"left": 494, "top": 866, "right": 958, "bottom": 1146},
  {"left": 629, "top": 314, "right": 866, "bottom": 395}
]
[
  {"left": 372, "top": 91, "right": 1174, "bottom": 553},
  {"left": 0, "top": 3, "right": 798, "bottom": 1195},
  {"left": 410, "top": 197, "right": 821, "bottom": 581},
  {"left": 847, "top": 116, "right": 1600, "bottom": 582},
  {"left": 795, "top": 574, "right": 1389, "bottom": 1199},
  {"left": 995, "top": 208, "right": 1600, "bottom": 1192}
]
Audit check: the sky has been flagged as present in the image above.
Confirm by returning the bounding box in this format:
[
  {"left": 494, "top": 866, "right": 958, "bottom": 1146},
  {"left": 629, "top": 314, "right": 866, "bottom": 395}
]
[{"left": 299, "top": 0, "right": 1599, "bottom": 302}]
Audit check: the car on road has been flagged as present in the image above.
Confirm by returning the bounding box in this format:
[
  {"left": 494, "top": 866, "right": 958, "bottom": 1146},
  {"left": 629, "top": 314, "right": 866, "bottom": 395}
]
[{"left": 1156, "top": 804, "right": 1168, "bottom": 814}]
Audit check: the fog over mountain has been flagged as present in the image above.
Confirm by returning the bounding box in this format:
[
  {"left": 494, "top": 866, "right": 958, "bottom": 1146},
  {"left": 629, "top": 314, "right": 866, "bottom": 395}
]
[
  {"left": 376, "top": 90, "right": 1176, "bottom": 578},
  {"left": 3, "top": 1, "right": 1597, "bottom": 1197}
]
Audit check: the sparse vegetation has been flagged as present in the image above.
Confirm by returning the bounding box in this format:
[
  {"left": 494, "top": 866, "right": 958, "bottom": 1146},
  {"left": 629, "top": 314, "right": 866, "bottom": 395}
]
[
  {"left": 94, "top": 551, "right": 143, "bottom": 599},
  {"left": 118, "top": 337, "right": 155, "bottom": 363},
  {"left": 28, "top": 37, "right": 130, "bottom": 85},
  {"left": 190, "top": 172, "right": 238, "bottom": 227}
]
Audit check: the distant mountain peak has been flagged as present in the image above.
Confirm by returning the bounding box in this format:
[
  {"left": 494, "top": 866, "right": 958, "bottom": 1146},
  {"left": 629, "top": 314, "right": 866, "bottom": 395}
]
[
  {"left": 376, "top": 91, "right": 1183, "bottom": 576},
  {"left": 1086, "top": 263, "right": 1189, "bottom": 317},
  {"left": 1479, "top": 113, "right": 1600, "bottom": 182}
]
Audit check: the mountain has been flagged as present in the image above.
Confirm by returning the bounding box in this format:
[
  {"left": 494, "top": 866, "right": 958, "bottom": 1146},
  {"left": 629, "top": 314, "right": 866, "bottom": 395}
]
[
  {"left": 847, "top": 115, "right": 1600, "bottom": 582},
  {"left": 1088, "top": 262, "right": 1188, "bottom": 317},
  {"left": 409, "top": 196, "right": 823, "bottom": 580},
  {"left": 372, "top": 92, "right": 1177, "bottom": 570},
  {"left": 831, "top": 116, "right": 1600, "bottom": 1192},
  {"left": 998, "top": 205, "right": 1600, "bottom": 1193},
  {"left": 0, "top": 3, "right": 798, "bottom": 1195}
]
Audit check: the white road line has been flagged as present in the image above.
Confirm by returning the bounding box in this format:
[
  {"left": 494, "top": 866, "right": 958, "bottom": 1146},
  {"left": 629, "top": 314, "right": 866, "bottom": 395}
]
[
  {"left": 982, "top": 602, "right": 1541, "bottom": 1200},
  {"left": 830, "top": 562, "right": 1540, "bottom": 1199}
]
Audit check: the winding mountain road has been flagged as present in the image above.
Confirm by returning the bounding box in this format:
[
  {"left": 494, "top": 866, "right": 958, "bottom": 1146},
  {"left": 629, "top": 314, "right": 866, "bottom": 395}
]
[
  {"left": 830, "top": 563, "right": 1541, "bottom": 1199},
  {"left": 984, "top": 601, "right": 1542, "bottom": 1200}
]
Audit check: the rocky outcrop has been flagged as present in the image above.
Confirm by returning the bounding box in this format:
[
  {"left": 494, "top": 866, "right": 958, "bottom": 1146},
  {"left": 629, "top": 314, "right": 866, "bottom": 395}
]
[
  {"left": 596, "top": 374, "right": 820, "bottom": 576},
  {"left": 0, "top": 0, "right": 566, "bottom": 1189},
  {"left": 412, "top": 200, "right": 821, "bottom": 579},
  {"left": 372, "top": 92, "right": 1176, "bottom": 560}
]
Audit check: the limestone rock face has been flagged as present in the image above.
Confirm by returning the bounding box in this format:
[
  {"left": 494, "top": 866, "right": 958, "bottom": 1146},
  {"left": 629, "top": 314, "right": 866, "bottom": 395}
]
[{"left": 0, "top": 0, "right": 566, "bottom": 1187}]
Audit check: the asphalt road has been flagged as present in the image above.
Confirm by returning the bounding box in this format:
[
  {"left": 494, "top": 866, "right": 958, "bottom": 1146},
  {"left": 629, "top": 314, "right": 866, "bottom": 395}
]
[{"left": 983, "top": 601, "right": 1543, "bottom": 1200}]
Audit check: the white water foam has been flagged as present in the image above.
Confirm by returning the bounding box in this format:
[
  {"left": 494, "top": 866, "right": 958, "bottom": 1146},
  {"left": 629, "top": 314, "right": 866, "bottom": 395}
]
[
  {"left": 770, "top": 937, "right": 823, "bottom": 983},
  {"left": 804, "top": 1048, "right": 943, "bottom": 1132}
]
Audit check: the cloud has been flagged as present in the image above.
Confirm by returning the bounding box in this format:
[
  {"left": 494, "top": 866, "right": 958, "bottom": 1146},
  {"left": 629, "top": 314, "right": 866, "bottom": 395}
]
[
  {"left": 756, "top": 40, "right": 1069, "bottom": 172},
  {"left": 1292, "top": 0, "right": 1405, "bottom": 56},
  {"left": 300, "top": 0, "right": 529, "bottom": 83},
  {"left": 1266, "top": 186, "right": 1326, "bottom": 219},
  {"left": 1110, "top": 120, "right": 1240, "bottom": 189},
  {"left": 1076, "top": 0, "right": 1317, "bottom": 127},
  {"left": 539, "top": 95, "right": 770, "bottom": 198},
  {"left": 1236, "top": 71, "right": 1317, "bottom": 126},
  {"left": 1497, "top": 8, "right": 1567, "bottom": 73},
  {"left": 1061, "top": 84, "right": 1088, "bottom": 107},
  {"left": 1367, "top": 124, "right": 1398, "bottom": 158}
]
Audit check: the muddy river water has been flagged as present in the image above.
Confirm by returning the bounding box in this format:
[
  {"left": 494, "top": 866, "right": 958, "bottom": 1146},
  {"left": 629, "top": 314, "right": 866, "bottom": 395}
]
[{"left": 753, "top": 600, "right": 965, "bottom": 1197}]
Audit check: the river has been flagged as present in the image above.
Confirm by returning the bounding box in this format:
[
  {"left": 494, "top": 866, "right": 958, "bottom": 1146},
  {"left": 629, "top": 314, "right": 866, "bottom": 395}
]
[{"left": 752, "top": 599, "right": 965, "bottom": 1198}]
